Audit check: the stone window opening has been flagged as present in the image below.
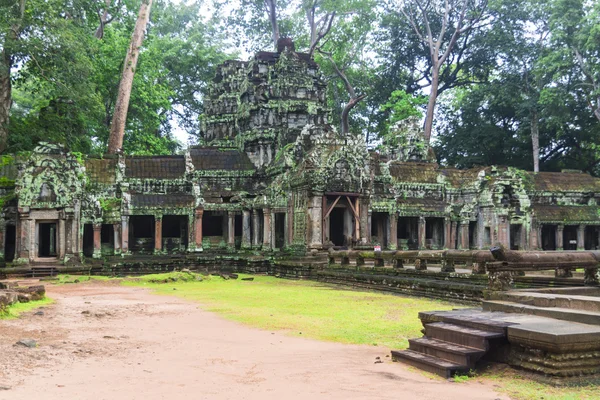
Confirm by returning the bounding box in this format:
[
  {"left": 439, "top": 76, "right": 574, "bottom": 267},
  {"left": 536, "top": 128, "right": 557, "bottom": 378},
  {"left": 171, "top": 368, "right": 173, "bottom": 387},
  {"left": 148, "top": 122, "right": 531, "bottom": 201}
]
[
  {"left": 398, "top": 217, "right": 419, "bottom": 250},
  {"left": 425, "top": 217, "right": 444, "bottom": 250},
  {"left": 82, "top": 224, "right": 94, "bottom": 257},
  {"left": 101, "top": 224, "right": 114, "bottom": 255},
  {"left": 510, "top": 224, "right": 522, "bottom": 250},
  {"left": 162, "top": 215, "right": 188, "bottom": 252},
  {"left": 541, "top": 225, "right": 557, "bottom": 250},
  {"left": 563, "top": 226, "right": 578, "bottom": 251},
  {"left": 129, "top": 216, "right": 155, "bottom": 253},
  {"left": 469, "top": 221, "right": 478, "bottom": 249}
]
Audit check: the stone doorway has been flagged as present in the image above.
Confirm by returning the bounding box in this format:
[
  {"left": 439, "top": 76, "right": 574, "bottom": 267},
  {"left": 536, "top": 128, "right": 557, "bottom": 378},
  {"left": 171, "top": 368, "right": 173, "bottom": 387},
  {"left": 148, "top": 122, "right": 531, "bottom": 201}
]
[
  {"left": 510, "top": 224, "right": 522, "bottom": 250},
  {"left": 129, "top": 216, "right": 155, "bottom": 253},
  {"left": 274, "top": 213, "right": 286, "bottom": 249},
  {"left": 541, "top": 225, "right": 557, "bottom": 250},
  {"left": 398, "top": 217, "right": 418, "bottom": 250},
  {"left": 38, "top": 222, "right": 58, "bottom": 258},
  {"left": 425, "top": 217, "right": 444, "bottom": 249},
  {"left": 323, "top": 195, "right": 359, "bottom": 248},
  {"left": 5, "top": 225, "right": 16, "bottom": 262},
  {"left": 162, "top": 215, "right": 188, "bottom": 252},
  {"left": 329, "top": 208, "right": 346, "bottom": 246}
]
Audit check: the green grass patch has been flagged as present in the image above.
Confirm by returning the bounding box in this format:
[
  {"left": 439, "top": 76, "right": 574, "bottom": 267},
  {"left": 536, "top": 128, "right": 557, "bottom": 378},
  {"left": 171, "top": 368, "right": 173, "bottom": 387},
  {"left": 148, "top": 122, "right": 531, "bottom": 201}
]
[
  {"left": 125, "top": 273, "right": 458, "bottom": 349},
  {"left": 481, "top": 367, "right": 600, "bottom": 400},
  {"left": 53, "top": 274, "right": 115, "bottom": 284},
  {"left": 0, "top": 297, "right": 54, "bottom": 320}
]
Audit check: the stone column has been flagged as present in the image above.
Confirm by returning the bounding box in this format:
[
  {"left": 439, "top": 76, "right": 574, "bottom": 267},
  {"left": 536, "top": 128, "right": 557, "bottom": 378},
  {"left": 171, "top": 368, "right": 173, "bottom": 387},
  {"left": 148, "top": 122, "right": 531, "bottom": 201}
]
[
  {"left": 194, "top": 208, "right": 203, "bottom": 251},
  {"left": 93, "top": 224, "right": 102, "bottom": 258},
  {"left": 307, "top": 196, "right": 322, "bottom": 249},
  {"left": 18, "top": 212, "right": 30, "bottom": 260},
  {"left": 359, "top": 198, "right": 369, "bottom": 245},
  {"left": 367, "top": 211, "right": 372, "bottom": 244},
  {"left": 556, "top": 224, "right": 564, "bottom": 251},
  {"left": 450, "top": 221, "right": 457, "bottom": 249},
  {"left": 497, "top": 215, "right": 510, "bottom": 248},
  {"left": 121, "top": 215, "right": 129, "bottom": 253},
  {"left": 242, "top": 210, "right": 252, "bottom": 249},
  {"left": 444, "top": 218, "right": 452, "bottom": 249},
  {"left": 0, "top": 223, "right": 5, "bottom": 261},
  {"left": 263, "top": 208, "right": 272, "bottom": 250},
  {"left": 270, "top": 210, "right": 276, "bottom": 249},
  {"left": 154, "top": 216, "right": 163, "bottom": 252},
  {"left": 578, "top": 224, "right": 585, "bottom": 250},
  {"left": 389, "top": 213, "right": 397, "bottom": 250},
  {"left": 58, "top": 218, "right": 66, "bottom": 259},
  {"left": 459, "top": 222, "right": 469, "bottom": 250},
  {"left": 228, "top": 211, "right": 235, "bottom": 248},
  {"left": 113, "top": 223, "right": 121, "bottom": 255},
  {"left": 418, "top": 216, "right": 426, "bottom": 250},
  {"left": 252, "top": 210, "right": 261, "bottom": 248}
]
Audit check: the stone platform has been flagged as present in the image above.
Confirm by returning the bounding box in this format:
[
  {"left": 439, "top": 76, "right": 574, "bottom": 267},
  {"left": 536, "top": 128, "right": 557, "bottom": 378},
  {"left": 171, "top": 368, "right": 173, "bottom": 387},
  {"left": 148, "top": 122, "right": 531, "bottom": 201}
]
[{"left": 394, "top": 287, "right": 600, "bottom": 385}]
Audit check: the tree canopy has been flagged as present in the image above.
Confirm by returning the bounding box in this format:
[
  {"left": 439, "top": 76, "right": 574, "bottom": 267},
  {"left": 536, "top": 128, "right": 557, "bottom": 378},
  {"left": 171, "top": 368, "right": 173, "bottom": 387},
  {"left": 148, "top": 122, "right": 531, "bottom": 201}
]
[{"left": 0, "top": 0, "right": 598, "bottom": 175}]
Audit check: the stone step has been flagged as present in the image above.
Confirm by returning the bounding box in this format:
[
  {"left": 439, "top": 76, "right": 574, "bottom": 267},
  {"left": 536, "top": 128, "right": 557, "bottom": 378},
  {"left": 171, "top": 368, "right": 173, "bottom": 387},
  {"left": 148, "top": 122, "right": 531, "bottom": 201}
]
[
  {"left": 483, "top": 300, "right": 600, "bottom": 326},
  {"left": 425, "top": 322, "right": 504, "bottom": 351},
  {"left": 408, "top": 337, "right": 485, "bottom": 367},
  {"left": 419, "top": 310, "right": 512, "bottom": 334},
  {"left": 489, "top": 291, "right": 600, "bottom": 313},
  {"left": 391, "top": 349, "right": 467, "bottom": 378}
]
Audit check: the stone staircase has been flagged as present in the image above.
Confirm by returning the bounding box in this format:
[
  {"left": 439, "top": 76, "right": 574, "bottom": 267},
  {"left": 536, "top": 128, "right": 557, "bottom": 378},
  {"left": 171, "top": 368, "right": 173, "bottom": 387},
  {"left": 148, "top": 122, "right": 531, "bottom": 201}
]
[
  {"left": 483, "top": 287, "right": 600, "bottom": 326},
  {"left": 391, "top": 311, "right": 509, "bottom": 378}
]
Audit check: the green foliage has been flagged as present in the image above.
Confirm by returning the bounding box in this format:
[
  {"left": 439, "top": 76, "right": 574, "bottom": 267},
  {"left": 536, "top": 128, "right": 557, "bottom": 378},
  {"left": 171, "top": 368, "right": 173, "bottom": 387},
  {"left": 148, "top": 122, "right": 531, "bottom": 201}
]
[
  {"left": 127, "top": 273, "right": 459, "bottom": 348},
  {"left": 98, "top": 197, "right": 122, "bottom": 212},
  {"left": 0, "top": 297, "right": 53, "bottom": 320},
  {"left": 381, "top": 90, "right": 427, "bottom": 124}
]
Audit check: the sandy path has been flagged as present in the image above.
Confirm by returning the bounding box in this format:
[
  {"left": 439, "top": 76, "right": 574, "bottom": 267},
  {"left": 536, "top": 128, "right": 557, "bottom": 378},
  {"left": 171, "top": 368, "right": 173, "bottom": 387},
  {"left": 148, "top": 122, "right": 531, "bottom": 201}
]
[{"left": 0, "top": 281, "right": 507, "bottom": 400}]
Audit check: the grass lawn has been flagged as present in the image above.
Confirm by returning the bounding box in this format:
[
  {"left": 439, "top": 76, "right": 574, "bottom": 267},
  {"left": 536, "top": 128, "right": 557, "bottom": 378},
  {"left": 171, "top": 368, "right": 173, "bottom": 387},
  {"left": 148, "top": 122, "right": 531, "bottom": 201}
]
[
  {"left": 117, "top": 272, "right": 600, "bottom": 400},
  {"left": 125, "top": 272, "right": 459, "bottom": 349},
  {"left": 0, "top": 297, "right": 53, "bottom": 319}
]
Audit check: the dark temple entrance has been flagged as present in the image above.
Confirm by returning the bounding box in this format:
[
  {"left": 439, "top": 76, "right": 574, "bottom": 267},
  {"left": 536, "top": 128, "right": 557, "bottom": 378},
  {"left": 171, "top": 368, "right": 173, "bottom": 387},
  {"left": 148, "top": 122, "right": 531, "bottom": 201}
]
[
  {"left": 38, "top": 222, "right": 57, "bottom": 258},
  {"left": 274, "top": 212, "right": 285, "bottom": 249},
  {"left": 162, "top": 215, "right": 188, "bottom": 252},
  {"left": 5, "top": 225, "right": 15, "bottom": 262},
  {"left": 541, "top": 225, "right": 557, "bottom": 250},
  {"left": 329, "top": 208, "right": 345, "bottom": 246},
  {"left": 129, "top": 215, "right": 155, "bottom": 253}
]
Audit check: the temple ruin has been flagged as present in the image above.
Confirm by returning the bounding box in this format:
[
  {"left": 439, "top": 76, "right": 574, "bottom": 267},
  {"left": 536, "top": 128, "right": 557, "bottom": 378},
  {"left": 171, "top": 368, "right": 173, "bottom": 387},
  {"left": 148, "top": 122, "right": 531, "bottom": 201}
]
[{"left": 0, "top": 41, "right": 600, "bottom": 267}]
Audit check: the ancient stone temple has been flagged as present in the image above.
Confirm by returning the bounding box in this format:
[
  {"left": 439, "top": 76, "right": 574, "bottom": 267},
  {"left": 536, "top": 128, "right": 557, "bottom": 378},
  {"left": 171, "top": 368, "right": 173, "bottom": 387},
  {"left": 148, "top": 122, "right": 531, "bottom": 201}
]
[{"left": 1, "top": 40, "right": 600, "bottom": 268}]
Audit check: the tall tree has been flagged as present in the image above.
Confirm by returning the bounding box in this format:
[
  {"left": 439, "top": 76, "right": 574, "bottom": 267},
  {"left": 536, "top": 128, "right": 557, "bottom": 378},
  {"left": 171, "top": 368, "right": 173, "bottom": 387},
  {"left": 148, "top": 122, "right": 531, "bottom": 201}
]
[
  {"left": 393, "top": 0, "right": 490, "bottom": 144},
  {"left": 0, "top": 0, "right": 25, "bottom": 153},
  {"left": 107, "top": 0, "right": 153, "bottom": 154}
]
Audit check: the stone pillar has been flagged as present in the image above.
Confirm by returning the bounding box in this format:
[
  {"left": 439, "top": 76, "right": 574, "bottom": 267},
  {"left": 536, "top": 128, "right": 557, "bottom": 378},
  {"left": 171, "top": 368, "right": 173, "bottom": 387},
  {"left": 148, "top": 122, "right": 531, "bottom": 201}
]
[
  {"left": 389, "top": 213, "right": 397, "bottom": 250},
  {"left": 578, "top": 225, "right": 585, "bottom": 250},
  {"left": 459, "top": 222, "right": 469, "bottom": 250},
  {"left": 113, "top": 223, "right": 121, "bottom": 255},
  {"left": 418, "top": 217, "right": 426, "bottom": 250},
  {"left": 18, "top": 212, "right": 30, "bottom": 260},
  {"left": 367, "top": 211, "right": 372, "bottom": 244},
  {"left": 270, "top": 210, "right": 276, "bottom": 249},
  {"left": 93, "top": 224, "right": 102, "bottom": 258},
  {"left": 252, "top": 210, "right": 261, "bottom": 248},
  {"left": 58, "top": 218, "right": 66, "bottom": 259},
  {"left": 444, "top": 218, "right": 452, "bottom": 249},
  {"left": 556, "top": 224, "right": 564, "bottom": 251},
  {"left": 497, "top": 215, "right": 510, "bottom": 248},
  {"left": 242, "top": 209, "right": 251, "bottom": 249},
  {"left": 359, "top": 198, "right": 369, "bottom": 245},
  {"left": 0, "top": 223, "right": 5, "bottom": 261},
  {"left": 121, "top": 215, "right": 129, "bottom": 253},
  {"left": 450, "top": 221, "right": 457, "bottom": 249},
  {"left": 227, "top": 211, "right": 235, "bottom": 248},
  {"left": 193, "top": 208, "right": 203, "bottom": 251},
  {"left": 154, "top": 216, "right": 162, "bottom": 252},
  {"left": 263, "top": 208, "right": 272, "bottom": 250},
  {"left": 307, "top": 196, "right": 322, "bottom": 249}
]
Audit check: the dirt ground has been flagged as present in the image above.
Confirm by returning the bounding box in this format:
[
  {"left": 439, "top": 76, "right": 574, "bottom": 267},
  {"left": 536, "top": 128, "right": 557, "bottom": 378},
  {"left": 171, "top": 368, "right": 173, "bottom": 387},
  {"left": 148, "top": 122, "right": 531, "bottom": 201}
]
[{"left": 0, "top": 280, "right": 508, "bottom": 400}]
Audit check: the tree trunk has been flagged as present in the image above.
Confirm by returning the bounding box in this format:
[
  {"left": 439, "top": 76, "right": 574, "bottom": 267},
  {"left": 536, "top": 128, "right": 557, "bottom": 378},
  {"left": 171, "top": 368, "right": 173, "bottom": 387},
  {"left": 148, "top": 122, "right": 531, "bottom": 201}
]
[
  {"left": 341, "top": 95, "right": 366, "bottom": 135},
  {"left": 531, "top": 109, "right": 540, "bottom": 173},
  {"left": 423, "top": 66, "right": 439, "bottom": 144},
  {"left": 107, "top": 0, "right": 153, "bottom": 154},
  {"left": 266, "top": 0, "right": 279, "bottom": 50},
  {"left": 0, "top": 49, "right": 11, "bottom": 154}
]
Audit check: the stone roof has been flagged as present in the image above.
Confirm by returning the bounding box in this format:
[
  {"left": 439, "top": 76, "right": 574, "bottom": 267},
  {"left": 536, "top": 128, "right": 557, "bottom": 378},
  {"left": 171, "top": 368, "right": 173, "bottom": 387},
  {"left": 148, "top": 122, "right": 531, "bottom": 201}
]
[
  {"left": 528, "top": 171, "right": 600, "bottom": 192},
  {"left": 533, "top": 205, "right": 600, "bottom": 223},
  {"left": 397, "top": 198, "right": 447, "bottom": 216},
  {"left": 85, "top": 158, "right": 117, "bottom": 184},
  {"left": 389, "top": 162, "right": 440, "bottom": 184},
  {"left": 189, "top": 148, "right": 254, "bottom": 171},
  {"left": 441, "top": 168, "right": 482, "bottom": 189},
  {"left": 131, "top": 194, "right": 194, "bottom": 208},
  {"left": 125, "top": 156, "right": 186, "bottom": 179}
]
